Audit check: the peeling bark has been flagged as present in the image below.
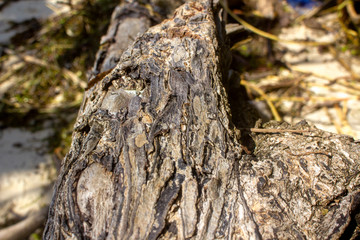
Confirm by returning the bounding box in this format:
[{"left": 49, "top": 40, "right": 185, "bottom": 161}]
[{"left": 44, "top": 0, "right": 360, "bottom": 239}]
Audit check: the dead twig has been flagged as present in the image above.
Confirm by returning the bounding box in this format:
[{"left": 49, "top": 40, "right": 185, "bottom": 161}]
[
  {"left": 242, "top": 128, "right": 311, "bottom": 133},
  {"left": 240, "top": 79, "right": 282, "bottom": 121},
  {"left": 4, "top": 48, "right": 87, "bottom": 89},
  {"left": 0, "top": 206, "right": 49, "bottom": 240},
  {"left": 328, "top": 45, "right": 360, "bottom": 80}
]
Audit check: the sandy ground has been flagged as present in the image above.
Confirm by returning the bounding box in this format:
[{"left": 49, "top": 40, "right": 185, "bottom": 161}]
[
  {"left": 0, "top": 0, "right": 64, "bottom": 228},
  {"left": 0, "top": 127, "right": 56, "bottom": 226},
  {"left": 0, "top": 0, "right": 69, "bottom": 44}
]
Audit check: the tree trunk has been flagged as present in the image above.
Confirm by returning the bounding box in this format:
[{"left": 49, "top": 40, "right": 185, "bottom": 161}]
[{"left": 44, "top": 0, "right": 360, "bottom": 239}]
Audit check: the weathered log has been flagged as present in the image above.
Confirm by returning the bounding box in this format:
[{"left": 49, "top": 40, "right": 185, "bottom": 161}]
[{"left": 44, "top": 0, "right": 360, "bottom": 239}]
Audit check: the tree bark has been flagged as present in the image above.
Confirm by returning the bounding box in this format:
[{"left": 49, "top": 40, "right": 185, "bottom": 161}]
[{"left": 44, "top": 0, "right": 360, "bottom": 239}]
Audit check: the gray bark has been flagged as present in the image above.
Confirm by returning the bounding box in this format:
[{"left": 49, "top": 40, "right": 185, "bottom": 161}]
[{"left": 44, "top": 0, "right": 360, "bottom": 239}]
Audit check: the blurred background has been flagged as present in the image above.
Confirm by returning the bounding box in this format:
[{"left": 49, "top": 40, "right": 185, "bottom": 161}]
[
  {"left": 0, "top": 0, "right": 359, "bottom": 238},
  {"left": 0, "top": 0, "right": 118, "bottom": 238}
]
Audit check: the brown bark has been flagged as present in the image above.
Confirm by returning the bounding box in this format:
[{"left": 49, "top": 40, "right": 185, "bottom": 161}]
[{"left": 44, "top": 0, "right": 360, "bottom": 239}]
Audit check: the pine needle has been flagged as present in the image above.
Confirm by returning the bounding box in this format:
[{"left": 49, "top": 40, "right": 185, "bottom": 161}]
[{"left": 240, "top": 79, "right": 282, "bottom": 121}]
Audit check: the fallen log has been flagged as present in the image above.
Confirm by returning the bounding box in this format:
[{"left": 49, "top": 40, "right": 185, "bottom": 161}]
[{"left": 44, "top": 0, "right": 360, "bottom": 239}]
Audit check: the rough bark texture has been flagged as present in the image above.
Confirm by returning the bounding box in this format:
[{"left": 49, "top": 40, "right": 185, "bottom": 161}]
[{"left": 44, "top": 0, "right": 360, "bottom": 239}]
